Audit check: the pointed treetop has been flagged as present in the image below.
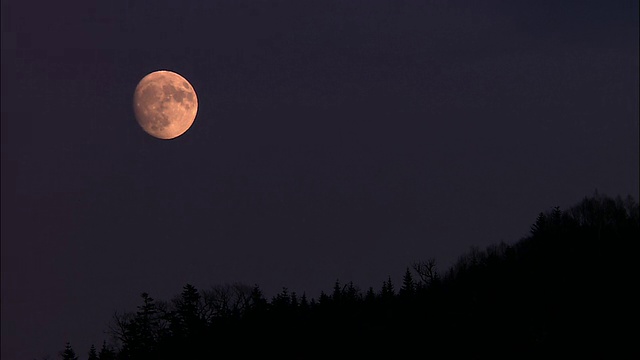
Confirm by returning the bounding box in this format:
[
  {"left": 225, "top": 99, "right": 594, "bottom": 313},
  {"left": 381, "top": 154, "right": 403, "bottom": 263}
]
[
  {"left": 87, "top": 344, "right": 98, "bottom": 360},
  {"left": 60, "top": 342, "right": 78, "bottom": 360}
]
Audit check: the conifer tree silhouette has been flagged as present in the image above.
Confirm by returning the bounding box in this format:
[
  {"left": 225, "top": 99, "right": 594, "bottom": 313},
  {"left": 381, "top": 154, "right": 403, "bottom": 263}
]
[
  {"left": 399, "top": 267, "right": 415, "bottom": 297},
  {"left": 300, "top": 292, "right": 309, "bottom": 310},
  {"left": 171, "top": 284, "right": 205, "bottom": 340},
  {"left": 60, "top": 342, "right": 78, "bottom": 360},
  {"left": 365, "top": 287, "right": 376, "bottom": 303},
  {"left": 87, "top": 344, "right": 98, "bottom": 360},
  {"left": 248, "top": 284, "right": 268, "bottom": 314},
  {"left": 332, "top": 279, "right": 342, "bottom": 303},
  {"left": 97, "top": 341, "right": 116, "bottom": 360},
  {"left": 530, "top": 212, "right": 547, "bottom": 236},
  {"left": 381, "top": 276, "right": 394, "bottom": 299}
]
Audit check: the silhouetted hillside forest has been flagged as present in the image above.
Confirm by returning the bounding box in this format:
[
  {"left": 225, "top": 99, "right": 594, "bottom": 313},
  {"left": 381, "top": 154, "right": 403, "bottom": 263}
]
[{"left": 58, "top": 193, "right": 638, "bottom": 359}]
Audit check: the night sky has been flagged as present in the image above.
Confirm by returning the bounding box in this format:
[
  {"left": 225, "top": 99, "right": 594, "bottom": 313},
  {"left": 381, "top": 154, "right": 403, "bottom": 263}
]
[{"left": 2, "top": 1, "right": 638, "bottom": 358}]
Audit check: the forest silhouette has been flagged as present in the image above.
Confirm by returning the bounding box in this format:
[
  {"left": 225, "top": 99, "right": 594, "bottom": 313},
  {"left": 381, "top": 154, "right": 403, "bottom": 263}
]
[{"left": 55, "top": 192, "right": 638, "bottom": 359}]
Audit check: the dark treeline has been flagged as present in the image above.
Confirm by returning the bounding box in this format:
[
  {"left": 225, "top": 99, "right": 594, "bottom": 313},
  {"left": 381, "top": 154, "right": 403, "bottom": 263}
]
[{"left": 58, "top": 192, "right": 638, "bottom": 359}]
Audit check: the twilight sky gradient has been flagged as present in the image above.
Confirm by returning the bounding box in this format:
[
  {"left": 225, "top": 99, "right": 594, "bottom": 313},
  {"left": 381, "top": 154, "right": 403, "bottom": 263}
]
[{"left": 2, "top": 1, "right": 638, "bottom": 358}]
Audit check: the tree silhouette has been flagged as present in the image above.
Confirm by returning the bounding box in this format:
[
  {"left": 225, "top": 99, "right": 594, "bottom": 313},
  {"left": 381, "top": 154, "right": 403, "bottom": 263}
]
[
  {"left": 332, "top": 279, "right": 342, "bottom": 303},
  {"left": 59, "top": 342, "right": 78, "bottom": 360},
  {"left": 87, "top": 344, "right": 98, "bottom": 360},
  {"left": 364, "top": 286, "right": 376, "bottom": 303},
  {"left": 412, "top": 258, "right": 438, "bottom": 288},
  {"left": 530, "top": 212, "right": 547, "bottom": 235},
  {"left": 399, "top": 267, "right": 415, "bottom": 297},
  {"left": 97, "top": 341, "right": 115, "bottom": 360},
  {"left": 170, "top": 284, "right": 207, "bottom": 341},
  {"left": 381, "top": 276, "right": 394, "bottom": 299},
  {"left": 247, "top": 284, "right": 268, "bottom": 315},
  {"left": 300, "top": 292, "right": 309, "bottom": 310}
]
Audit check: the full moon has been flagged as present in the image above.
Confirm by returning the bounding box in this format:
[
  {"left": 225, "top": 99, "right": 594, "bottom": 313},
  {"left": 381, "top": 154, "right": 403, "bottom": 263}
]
[{"left": 133, "top": 70, "right": 198, "bottom": 139}]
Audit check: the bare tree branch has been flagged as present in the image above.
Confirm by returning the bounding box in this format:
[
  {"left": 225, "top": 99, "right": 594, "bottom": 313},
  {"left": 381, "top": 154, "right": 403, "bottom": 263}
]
[{"left": 412, "top": 258, "right": 438, "bottom": 286}]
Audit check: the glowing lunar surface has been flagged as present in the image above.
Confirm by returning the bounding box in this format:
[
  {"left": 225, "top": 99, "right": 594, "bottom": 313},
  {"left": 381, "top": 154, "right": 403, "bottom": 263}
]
[{"left": 133, "top": 70, "right": 198, "bottom": 139}]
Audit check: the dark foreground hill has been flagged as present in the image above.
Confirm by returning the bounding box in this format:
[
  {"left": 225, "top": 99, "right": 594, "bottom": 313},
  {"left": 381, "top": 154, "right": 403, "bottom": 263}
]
[{"left": 61, "top": 193, "right": 638, "bottom": 359}]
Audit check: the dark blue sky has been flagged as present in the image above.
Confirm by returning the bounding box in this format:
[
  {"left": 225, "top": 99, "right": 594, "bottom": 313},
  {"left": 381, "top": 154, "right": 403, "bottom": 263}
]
[{"left": 2, "top": 0, "right": 638, "bottom": 358}]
